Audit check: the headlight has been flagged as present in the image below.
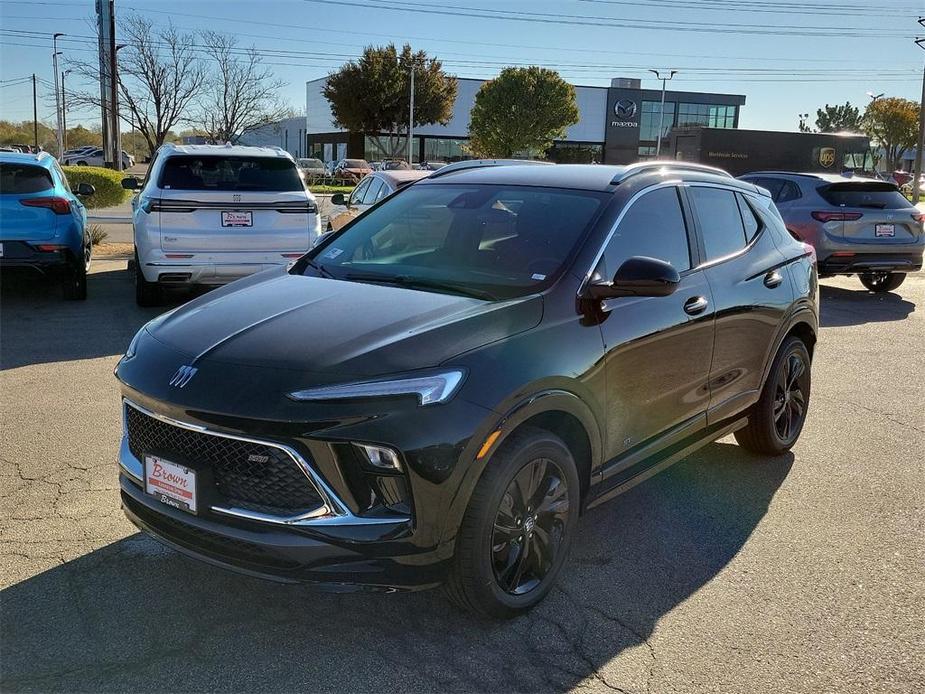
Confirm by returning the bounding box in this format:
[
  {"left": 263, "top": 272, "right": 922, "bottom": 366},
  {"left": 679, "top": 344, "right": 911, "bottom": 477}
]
[{"left": 288, "top": 369, "right": 466, "bottom": 406}]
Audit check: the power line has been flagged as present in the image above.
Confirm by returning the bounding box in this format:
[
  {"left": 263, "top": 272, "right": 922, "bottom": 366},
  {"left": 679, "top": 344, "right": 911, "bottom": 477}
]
[{"left": 577, "top": 0, "right": 920, "bottom": 17}]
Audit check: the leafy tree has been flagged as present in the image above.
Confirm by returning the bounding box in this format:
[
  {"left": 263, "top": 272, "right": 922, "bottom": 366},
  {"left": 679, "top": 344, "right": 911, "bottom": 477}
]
[
  {"left": 323, "top": 44, "right": 457, "bottom": 159},
  {"left": 468, "top": 67, "right": 579, "bottom": 158},
  {"left": 814, "top": 102, "right": 863, "bottom": 133},
  {"left": 863, "top": 97, "right": 920, "bottom": 171},
  {"left": 195, "top": 32, "right": 290, "bottom": 143},
  {"left": 67, "top": 15, "right": 205, "bottom": 156}
]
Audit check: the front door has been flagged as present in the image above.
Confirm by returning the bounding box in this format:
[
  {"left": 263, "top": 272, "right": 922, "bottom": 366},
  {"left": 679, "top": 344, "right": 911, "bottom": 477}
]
[{"left": 596, "top": 185, "right": 715, "bottom": 466}]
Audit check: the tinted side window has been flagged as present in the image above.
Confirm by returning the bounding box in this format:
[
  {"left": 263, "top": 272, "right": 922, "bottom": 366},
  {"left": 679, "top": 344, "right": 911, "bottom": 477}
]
[
  {"left": 604, "top": 186, "right": 691, "bottom": 274},
  {"left": 736, "top": 193, "right": 761, "bottom": 242},
  {"left": 776, "top": 181, "right": 802, "bottom": 203},
  {"left": 0, "top": 163, "right": 53, "bottom": 193},
  {"left": 375, "top": 181, "right": 391, "bottom": 201},
  {"left": 53, "top": 161, "right": 71, "bottom": 193},
  {"left": 750, "top": 177, "right": 784, "bottom": 200},
  {"left": 362, "top": 178, "right": 384, "bottom": 204},
  {"left": 690, "top": 186, "right": 747, "bottom": 261},
  {"left": 349, "top": 177, "right": 372, "bottom": 205}
]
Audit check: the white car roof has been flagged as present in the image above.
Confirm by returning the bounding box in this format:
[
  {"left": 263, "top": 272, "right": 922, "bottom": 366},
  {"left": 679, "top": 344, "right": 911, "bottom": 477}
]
[{"left": 159, "top": 143, "right": 294, "bottom": 159}]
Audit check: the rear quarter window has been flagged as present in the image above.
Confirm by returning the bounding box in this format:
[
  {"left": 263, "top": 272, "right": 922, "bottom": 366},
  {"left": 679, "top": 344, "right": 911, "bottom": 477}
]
[
  {"left": 0, "top": 163, "right": 54, "bottom": 193},
  {"left": 818, "top": 183, "right": 912, "bottom": 210}
]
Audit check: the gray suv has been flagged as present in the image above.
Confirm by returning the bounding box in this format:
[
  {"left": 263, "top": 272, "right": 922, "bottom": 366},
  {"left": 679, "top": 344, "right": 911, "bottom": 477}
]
[{"left": 740, "top": 172, "right": 924, "bottom": 292}]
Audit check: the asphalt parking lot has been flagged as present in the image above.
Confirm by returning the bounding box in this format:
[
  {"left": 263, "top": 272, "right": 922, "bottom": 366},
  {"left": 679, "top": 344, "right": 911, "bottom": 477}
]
[{"left": 1, "top": 263, "right": 923, "bottom": 693}]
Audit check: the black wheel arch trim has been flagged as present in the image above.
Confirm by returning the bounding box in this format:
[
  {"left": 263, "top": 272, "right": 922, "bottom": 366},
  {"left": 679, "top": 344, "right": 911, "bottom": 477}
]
[
  {"left": 440, "top": 388, "right": 603, "bottom": 549},
  {"left": 760, "top": 305, "right": 817, "bottom": 391}
]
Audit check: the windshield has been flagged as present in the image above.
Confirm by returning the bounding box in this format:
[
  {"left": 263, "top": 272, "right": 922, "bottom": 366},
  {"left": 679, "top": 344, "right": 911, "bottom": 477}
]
[
  {"left": 304, "top": 184, "right": 607, "bottom": 300},
  {"left": 158, "top": 155, "right": 303, "bottom": 191},
  {"left": 344, "top": 159, "right": 369, "bottom": 168}
]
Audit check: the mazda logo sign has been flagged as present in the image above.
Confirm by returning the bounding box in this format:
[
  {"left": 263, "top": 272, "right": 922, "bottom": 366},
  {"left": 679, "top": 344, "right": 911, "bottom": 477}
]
[{"left": 614, "top": 99, "right": 637, "bottom": 120}]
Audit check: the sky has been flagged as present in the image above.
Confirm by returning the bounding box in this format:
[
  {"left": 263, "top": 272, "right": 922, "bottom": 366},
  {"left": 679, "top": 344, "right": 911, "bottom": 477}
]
[{"left": 0, "top": 0, "right": 922, "bottom": 133}]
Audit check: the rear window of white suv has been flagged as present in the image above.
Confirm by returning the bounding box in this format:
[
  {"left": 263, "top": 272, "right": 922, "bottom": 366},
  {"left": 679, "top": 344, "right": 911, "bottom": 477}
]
[{"left": 158, "top": 155, "right": 303, "bottom": 192}]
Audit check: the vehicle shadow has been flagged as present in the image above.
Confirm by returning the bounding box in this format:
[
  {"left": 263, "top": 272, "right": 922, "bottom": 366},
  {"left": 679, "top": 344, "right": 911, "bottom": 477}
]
[
  {"left": 0, "top": 265, "right": 186, "bottom": 370},
  {"left": 819, "top": 283, "right": 915, "bottom": 328},
  {"left": 2, "top": 442, "right": 793, "bottom": 693}
]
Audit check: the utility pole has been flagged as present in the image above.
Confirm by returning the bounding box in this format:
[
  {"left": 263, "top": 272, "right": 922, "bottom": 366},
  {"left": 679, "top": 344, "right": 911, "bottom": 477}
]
[
  {"left": 408, "top": 57, "right": 415, "bottom": 165},
  {"left": 649, "top": 69, "right": 677, "bottom": 157},
  {"left": 97, "top": 0, "right": 121, "bottom": 169},
  {"left": 913, "top": 27, "right": 925, "bottom": 203},
  {"left": 53, "top": 32, "right": 64, "bottom": 158},
  {"left": 32, "top": 74, "right": 38, "bottom": 151}
]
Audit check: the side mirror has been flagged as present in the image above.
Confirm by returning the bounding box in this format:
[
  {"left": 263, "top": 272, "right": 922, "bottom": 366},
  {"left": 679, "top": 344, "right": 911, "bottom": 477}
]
[
  {"left": 330, "top": 192, "right": 346, "bottom": 206},
  {"left": 587, "top": 256, "right": 680, "bottom": 299},
  {"left": 121, "top": 177, "right": 138, "bottom": 190},
  {"left": 76, "top": 182, "right": 96, "bottom": 196}
]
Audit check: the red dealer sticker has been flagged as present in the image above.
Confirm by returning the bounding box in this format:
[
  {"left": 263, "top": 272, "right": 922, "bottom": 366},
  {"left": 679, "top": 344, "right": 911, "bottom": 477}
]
[{"left": 144, "top": 455, "right": 197, "bottom": 514}]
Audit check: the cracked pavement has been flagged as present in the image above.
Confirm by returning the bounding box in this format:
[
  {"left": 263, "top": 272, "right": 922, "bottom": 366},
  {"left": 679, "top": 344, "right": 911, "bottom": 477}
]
[{"left": 1, "top": 262, "right": 923, "bottom": 693}]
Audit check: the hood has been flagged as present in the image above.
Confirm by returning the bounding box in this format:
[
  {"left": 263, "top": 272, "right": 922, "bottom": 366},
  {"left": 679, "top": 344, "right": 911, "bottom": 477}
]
[{"left": 146, "top": 269, "right": 543, "bottom": 378}]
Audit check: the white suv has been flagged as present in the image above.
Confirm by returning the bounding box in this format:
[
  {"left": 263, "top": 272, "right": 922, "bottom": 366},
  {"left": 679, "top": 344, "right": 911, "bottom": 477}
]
[{"left": 123, "top": 144, "right": 320, "bottom": 306}]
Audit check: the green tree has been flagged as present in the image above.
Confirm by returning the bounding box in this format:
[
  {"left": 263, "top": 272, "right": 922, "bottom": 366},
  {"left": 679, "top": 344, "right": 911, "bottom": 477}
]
[
  {"left": 814, "top": 102, "right": 863, "bottom": 133},
  {"left": 323, "top": 44, "right": 457, "bottom": 159},
  {"left": 863, "top": 97, "right": 919, "bottom": 171},
  {"left": 468, "top": 67, "right": 579, "bottom": 158}
]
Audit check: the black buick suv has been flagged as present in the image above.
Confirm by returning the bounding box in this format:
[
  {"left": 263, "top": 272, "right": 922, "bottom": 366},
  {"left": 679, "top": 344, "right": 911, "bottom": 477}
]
[{"left": 116, "top": 161, "right": 818, "bottom": 618}]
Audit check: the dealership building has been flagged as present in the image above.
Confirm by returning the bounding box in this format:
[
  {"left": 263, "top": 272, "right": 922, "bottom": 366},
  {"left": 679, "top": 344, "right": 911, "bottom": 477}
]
[{"left": 243, "top": 76, "right": 746, "bottom": 166}]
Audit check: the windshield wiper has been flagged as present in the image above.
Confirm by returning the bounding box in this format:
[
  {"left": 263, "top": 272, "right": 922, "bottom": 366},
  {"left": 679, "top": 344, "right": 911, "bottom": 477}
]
[
  {"left": 343, "top": 272, "right": 495, "bottom": 300},
  {"left": 305, "top": 258, "right": 334, "bottom": 278}
]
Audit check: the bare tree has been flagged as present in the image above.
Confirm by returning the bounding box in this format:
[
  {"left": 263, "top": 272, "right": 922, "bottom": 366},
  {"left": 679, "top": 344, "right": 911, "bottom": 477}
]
[
  {"left": 67, "top": 15, "right": 205, "bottom": 156},
  {"left": 195, "top": 32, "right": 289, "bottom": 143}
]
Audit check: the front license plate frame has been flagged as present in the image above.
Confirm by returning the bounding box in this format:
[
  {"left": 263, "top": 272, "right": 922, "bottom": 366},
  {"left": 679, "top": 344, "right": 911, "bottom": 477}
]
[{"left": 144, "top": 454, "right": 198, "bottom": 514}]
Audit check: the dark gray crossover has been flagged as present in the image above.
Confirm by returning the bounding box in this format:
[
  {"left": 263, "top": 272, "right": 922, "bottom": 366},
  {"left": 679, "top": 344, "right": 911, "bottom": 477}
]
[{"left": 116, "top": 161, "right": 818, "bottom": 618}]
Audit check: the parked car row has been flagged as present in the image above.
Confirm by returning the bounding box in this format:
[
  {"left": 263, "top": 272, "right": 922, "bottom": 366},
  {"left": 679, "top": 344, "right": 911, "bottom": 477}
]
[{"left": 60, "top": 146, "right": 135, "bottom": 169}]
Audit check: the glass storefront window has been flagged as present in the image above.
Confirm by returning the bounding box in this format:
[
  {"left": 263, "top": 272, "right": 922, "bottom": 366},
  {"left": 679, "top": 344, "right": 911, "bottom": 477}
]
[
  {"left": 640, "top": 101, "right": 676, "bottom": 142},
  {"left": 637, "top": 145, "right": 658, "bottom": 160},
  {"left": 364, "top": 135, "right": 419, "bottom": 164},
  {"left": 422, "top": 137, "right": 469, "bottom": 163},
  {"left": 677, "top": 103, "right": 736, "bottom": 129}
]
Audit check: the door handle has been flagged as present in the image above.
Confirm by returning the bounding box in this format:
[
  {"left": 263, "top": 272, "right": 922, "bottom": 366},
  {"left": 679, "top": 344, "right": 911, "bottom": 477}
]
[
  {"left": 764, "top": 270, "right": 784, "bottom": 288},
  {"left": 683, "top": 296, "right": 709, "bottom": 315}
]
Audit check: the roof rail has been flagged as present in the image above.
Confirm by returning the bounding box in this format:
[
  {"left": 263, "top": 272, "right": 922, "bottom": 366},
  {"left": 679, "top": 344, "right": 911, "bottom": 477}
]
[
  {"left": 428, "top": 158, "right": 553, "bottom": 179},
  {"left": 611, "top": 160, "right": 733, "bottom": 184}
]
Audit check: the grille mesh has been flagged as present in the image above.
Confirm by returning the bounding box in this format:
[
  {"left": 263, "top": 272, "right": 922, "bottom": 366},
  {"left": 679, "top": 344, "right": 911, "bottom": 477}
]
[{"left": 125, "top": 404, "right": 323, "bottom": 515}]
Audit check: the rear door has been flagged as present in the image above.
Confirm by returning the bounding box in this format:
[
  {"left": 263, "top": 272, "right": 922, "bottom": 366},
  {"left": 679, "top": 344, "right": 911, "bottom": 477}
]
[
  {"left": 156, "top": 155, "right": 315, "bottom": 253},
  {"left": 818, "top": 181, "right": 921, "bottom": 244},
  {"left": 687, "top": 185, "right": 793, "bottom": 423}
]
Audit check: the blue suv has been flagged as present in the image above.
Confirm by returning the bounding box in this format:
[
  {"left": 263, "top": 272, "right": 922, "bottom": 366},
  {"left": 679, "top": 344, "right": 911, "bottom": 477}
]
[{"left": 0, "top": 151, "right": 95, "bottom": 299}]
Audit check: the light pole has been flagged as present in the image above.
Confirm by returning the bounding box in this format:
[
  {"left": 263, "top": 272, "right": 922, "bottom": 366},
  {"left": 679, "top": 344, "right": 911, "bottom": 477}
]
[
  {"left": 61, "top": 69, "right": 71, "bottom": 150},
  {"left": 913, "top": 30, "right": 924, "bottom": 203},
  {"left": 649, "top": 69, "right": 677, "bottom": 157},
  {"left": 53, "top": 32, "right": 65, "bottom": 158},
  {"left": 408, "top": 54, "right": 416, "bottom": 165}
]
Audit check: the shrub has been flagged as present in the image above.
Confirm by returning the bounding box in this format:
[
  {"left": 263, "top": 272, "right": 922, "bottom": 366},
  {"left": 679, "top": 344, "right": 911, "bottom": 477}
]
[
  {"left": 87, "top": 223, "right": 108, "bottom": 245},
  {"left": 62, "top": 166, "right": 131, "bottom": 209}
]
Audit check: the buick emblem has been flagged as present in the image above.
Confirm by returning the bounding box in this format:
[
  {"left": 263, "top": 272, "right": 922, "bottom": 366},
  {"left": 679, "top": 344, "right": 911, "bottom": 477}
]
[
  {"left": 614, "top": 99, "right": 637, "bottom": 120},
  {"left": 232, "top": 193, "right": 242, "bottom": 202},
  {"left": 169, "top": 365, "right": 198, "bottom": 388}
]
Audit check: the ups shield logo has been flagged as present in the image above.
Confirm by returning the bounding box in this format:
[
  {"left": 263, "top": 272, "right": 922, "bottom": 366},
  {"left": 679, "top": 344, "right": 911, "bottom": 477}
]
[{"left": 818, "top": 147, "right": 836, "bottom": 168}]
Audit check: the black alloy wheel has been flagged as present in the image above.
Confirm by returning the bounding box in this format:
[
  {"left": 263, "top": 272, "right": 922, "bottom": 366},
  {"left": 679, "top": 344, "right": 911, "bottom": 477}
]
[
  {"left": 445, "top": 427, "right": 580, "bottom": 618},
  {"left": 859, "top": 271, "right": 906, "bottom": 293},
  {"left": 735, "top": 336, "right": 812, "bottom": 455},
  {"left": 491, "top": 458, "right": 570, "bottom": 596},
  {"left": 772, "top": 352, "right": 808, "bottom": 444}
]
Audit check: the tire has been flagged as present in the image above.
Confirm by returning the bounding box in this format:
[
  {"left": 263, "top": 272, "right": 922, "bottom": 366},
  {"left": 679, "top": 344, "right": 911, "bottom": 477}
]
[
  {"left": 134, "top": 251, "right": 162, "bottom": 307},
  {"left": 735, "top": 336, "right": 811, "bottom": 455},
  {"left": 859, "top": 272, "right": 905, "bottom": 293},
  {"left": 76, "top": 161, "right": 87, "bottom": 167},
  {"left": 444, "top": 426, "right": 580, "bottom": 619},
  {"left": 62, "top": 239, "right": 90, "bottom": 300}
]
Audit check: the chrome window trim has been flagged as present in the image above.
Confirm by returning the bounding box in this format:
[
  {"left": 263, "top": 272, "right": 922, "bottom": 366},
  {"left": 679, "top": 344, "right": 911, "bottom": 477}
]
[{"left": 120, "top": 398, "right": 399, "bottom": 527}]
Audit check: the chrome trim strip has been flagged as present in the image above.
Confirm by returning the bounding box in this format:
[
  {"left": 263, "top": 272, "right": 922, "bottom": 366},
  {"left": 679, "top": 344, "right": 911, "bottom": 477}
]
[
  {"left": 120, "top": 399, "right": 401, "bottom": 527},
  {"left": 145, "top": 261, "right": 291, "bottom": 267}
]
